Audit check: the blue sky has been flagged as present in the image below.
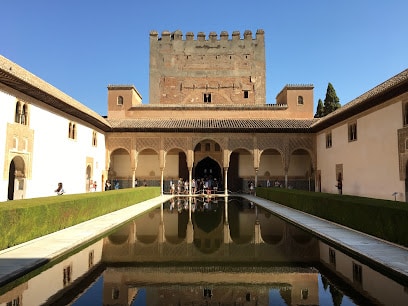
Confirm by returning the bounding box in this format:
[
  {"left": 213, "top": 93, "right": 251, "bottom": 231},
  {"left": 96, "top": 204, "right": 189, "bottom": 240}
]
[{"left": 1, "top": 0, "right": 407, "bottom": 116}]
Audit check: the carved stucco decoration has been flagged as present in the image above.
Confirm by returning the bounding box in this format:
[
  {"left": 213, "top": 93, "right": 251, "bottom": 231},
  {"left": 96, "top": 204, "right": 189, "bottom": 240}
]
[
  {"left": 135, "top": 137, "right": 161, "bottom": 152},
  {"left": 164, "top": 137, "right": 189, "bottom": 153},
  {"left": 228, "top": 137, "right": 254, "bottom": 153},
  {"left": 107, "top": 137, "right": 132, "bottom": 154}
]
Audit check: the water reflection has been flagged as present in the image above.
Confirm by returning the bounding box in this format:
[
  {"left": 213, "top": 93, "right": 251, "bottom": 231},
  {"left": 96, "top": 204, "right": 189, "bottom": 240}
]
[
  {"left": 104, "top": 196, "right": 318, "bottom": 264},
  {"left": 0, "top": 196, "right": 407, "bottom": 305}
]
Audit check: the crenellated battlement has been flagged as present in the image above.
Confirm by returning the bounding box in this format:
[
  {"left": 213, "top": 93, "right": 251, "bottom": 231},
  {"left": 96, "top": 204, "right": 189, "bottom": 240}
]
[
  {"left": 150, "top": 29, "right": 264, "bottom": 42},
  {"left": 149, "top": 29, "right": 266, "bottom": 106}
]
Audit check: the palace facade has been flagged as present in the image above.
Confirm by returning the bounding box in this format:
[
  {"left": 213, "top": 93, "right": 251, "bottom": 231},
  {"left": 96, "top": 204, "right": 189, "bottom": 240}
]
[{"left": 1, "top": 30, "right": 407, "bottom": 201}]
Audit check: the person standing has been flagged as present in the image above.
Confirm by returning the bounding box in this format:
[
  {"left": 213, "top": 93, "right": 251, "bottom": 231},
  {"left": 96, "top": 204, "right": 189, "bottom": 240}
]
[
  {"left": 336, "top": 173, "right": 343, "bottom": 195},
  {"left": 54, "top": 182, "right": 64, "bottom": 195}
]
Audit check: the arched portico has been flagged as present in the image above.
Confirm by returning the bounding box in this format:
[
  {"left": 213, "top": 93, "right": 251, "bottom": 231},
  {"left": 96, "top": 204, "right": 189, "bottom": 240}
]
[
  {"left": 288, "top": 148, "right": 315, "bottom": 191},
  {"left": 229, "top": 148, "right": 253, "bottom": 192},
  {"left": 106, "top": 132, "right": 316, "bottom": 193},
  {"left": 259, "top": 148, "right": 285, "bottom": 187},
  {"left": 108, "top": 148, "right": 132, "bottom": 189}
]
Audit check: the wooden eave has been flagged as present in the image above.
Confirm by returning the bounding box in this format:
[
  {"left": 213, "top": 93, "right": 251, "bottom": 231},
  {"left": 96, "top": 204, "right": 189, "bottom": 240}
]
[
  {"left": 311, "top": 69, "right": 408, "bottom": 132},
  {"left": 0, "top": 56, "right": 111, "bottom": 131}
]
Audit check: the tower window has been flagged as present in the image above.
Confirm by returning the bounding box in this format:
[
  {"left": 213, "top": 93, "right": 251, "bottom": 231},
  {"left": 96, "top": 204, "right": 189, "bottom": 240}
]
[
  {"left": 244, "top": 91, "right": 249, "bottom": 99},
  {"left": 298, "top": 96, "right": 304, "bottom": 105},
  {"left": 204, "top": 93, "right": 212, "bottom": 103},
  {"left": 117, "top": 96, "right": 124, "bottom": 106}
]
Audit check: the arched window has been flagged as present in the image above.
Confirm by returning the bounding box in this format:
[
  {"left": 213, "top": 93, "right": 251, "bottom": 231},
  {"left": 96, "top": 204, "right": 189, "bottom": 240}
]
[
  {"left": 92, "top": 131, "right": 97, "bottom": 147},
  {"left": 117, "top": 96, "right": 124, "bottom": 106},
  {"left": 68, "top": 122, "right": 77, "bottom": 139},
  {"left": 72, "top": 123, "right": 77, "bottom": 139},
  {"left": 14, "top": 101, "right": 29, "bottom": 125},
  {"left": 298, "top": 96, "right": 304, "bottom": 105},
  {"left": 21, "top": 104, "right": 28, "bottom": 125},
  {"left": 15, "top": 102, "right": 21, "bottom": 123}
]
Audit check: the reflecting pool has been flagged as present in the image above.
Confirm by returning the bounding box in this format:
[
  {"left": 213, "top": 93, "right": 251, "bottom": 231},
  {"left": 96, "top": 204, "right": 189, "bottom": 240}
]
[{"left": 0, "top": 196, "right": 406, "bottom": 305}]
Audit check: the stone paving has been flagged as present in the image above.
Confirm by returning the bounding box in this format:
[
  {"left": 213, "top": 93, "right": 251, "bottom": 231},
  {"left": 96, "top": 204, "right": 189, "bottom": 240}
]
[
  {"left": 0, "top": 195, "right": 173, "bottom": 287},
  {"left": 1, "top": 193, "right": 407, "bottom": 288},
  {"left": 242, "top": 194, "right": 408, "bottom": 283}
]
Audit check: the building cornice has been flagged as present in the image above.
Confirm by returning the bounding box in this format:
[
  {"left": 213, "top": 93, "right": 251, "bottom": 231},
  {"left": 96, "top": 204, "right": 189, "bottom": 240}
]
[
  {"left": 0, "top": 55, "right": 111, "bottom": 131},
  {"left": 311, "top": 68, "right": 408, "bottom": 131}
]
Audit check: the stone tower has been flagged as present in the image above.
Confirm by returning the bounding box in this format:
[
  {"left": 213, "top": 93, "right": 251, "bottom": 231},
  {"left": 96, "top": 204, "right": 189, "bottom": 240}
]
[{"left": 149, "top": 29, "right": 266, "bottom": 105}]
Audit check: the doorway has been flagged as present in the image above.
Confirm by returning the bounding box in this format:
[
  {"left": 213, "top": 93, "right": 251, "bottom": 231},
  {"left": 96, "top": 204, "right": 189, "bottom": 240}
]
[{"left": 194, "top": 157, "right": 221, "bottom": 181}]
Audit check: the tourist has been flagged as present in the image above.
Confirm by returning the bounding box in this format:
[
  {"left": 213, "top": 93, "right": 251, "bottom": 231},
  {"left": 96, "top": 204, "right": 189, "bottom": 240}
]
[
  {"left": 134, "top": 178, "right": 138, "bottom": 187},
  {"left": 105, "top": 180, "right": 111, "bottom": 191},
  {"left": 54, "top": 182, "right": 64, "bottom": 195},
  {"left": 249, "top": 181, "right": 254, "bottom": 195},
  {"left": 266, "top": 179, "right": 271, "bottom": 188},
  {"left": 336, "top": 174, "right": 343, "bottom": 195},
  {"left": 191, "top": 178, "right": 196, "bottom": 194}
]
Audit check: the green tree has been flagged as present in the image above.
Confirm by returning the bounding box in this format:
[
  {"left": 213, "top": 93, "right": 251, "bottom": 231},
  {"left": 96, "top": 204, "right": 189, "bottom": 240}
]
[
  {"left": 323, "top": 83, "right": 341, "bottom": 116},
  {"left": 314, "top": 99, "right": 324, "bottom": 118}
]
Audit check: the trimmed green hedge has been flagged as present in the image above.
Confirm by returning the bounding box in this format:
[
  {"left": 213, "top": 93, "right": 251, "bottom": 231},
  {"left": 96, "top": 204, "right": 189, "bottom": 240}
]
[
  {"left": 0, "top": 187, "right": 160, "bottom": 250},
  {"left": 256, "top": 187, "right": 408, "bottom": 247}
]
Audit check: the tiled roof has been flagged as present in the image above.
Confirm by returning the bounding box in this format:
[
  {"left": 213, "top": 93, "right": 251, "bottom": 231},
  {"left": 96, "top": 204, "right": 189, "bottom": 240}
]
[
  {"left": 0, "top": 55, "right": 111, "bottom": 131},
  {"left": 311, "top": 68, "right": 408, "bottom": 131},
  {"left": 108, "top": 118, "right": 318, "bottom": 133}
]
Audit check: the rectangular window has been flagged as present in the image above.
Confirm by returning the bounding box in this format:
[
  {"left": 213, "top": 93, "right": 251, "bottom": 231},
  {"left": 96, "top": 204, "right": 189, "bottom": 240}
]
[
  {"left": 63, "top": 264, "right": 73, "bottom": 286},
  {"left": 301, "top": 288, "right": 309, "bottom": 300},
  {"left": 244, "top": 90, "right": 249, "bottom": 99},
  {"left": 88, "top": 250, "right": 94, "bottom": 268},
  {"left": 112, "top": 288, "right": 120, "bottom": 300},
  {"left": 92, "top": 131, "right": 97, "bottom": 147},
  {"left": 352, "top": 262, "right": 363, "bottom": 285},
  {"left": 117, "top": 96, "right": 123, "bottom": 105},
  {"left": 205, "top": 143, "right": 211, "bottom": 151},
  {"left": 329, "top": 248, "right": 336, "bottom": 266},
  {"left": 326, "top": 132, "right": 332, "bottom": 148},
  {"left": 348, "top": 122, "right": 357, "bottom": 141},
  {"left": 203, "top": 93, "right": 211, "bottom": 103}
]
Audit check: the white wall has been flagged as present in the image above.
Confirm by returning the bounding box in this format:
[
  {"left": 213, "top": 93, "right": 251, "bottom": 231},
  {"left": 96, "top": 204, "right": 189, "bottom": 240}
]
[
  {"left": 0, "top": 89, "right": 106, "bottom": 200},
  {"left": 317, "top": 101, "right": 404, "bottom": 201}
]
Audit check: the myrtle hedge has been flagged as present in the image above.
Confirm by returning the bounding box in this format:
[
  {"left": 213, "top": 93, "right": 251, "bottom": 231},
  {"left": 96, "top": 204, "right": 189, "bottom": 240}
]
[
  {"left": 0, "top": 187, "right": 160, "bottom": 250},
  {"left": 256, "top": 187, "right": 408, "bottom": 247}
]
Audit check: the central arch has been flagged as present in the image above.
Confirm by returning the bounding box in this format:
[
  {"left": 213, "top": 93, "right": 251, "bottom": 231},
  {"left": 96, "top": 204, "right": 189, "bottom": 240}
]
[{"left": 194, "top": 157, "right": 221, "bottom": 181}]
